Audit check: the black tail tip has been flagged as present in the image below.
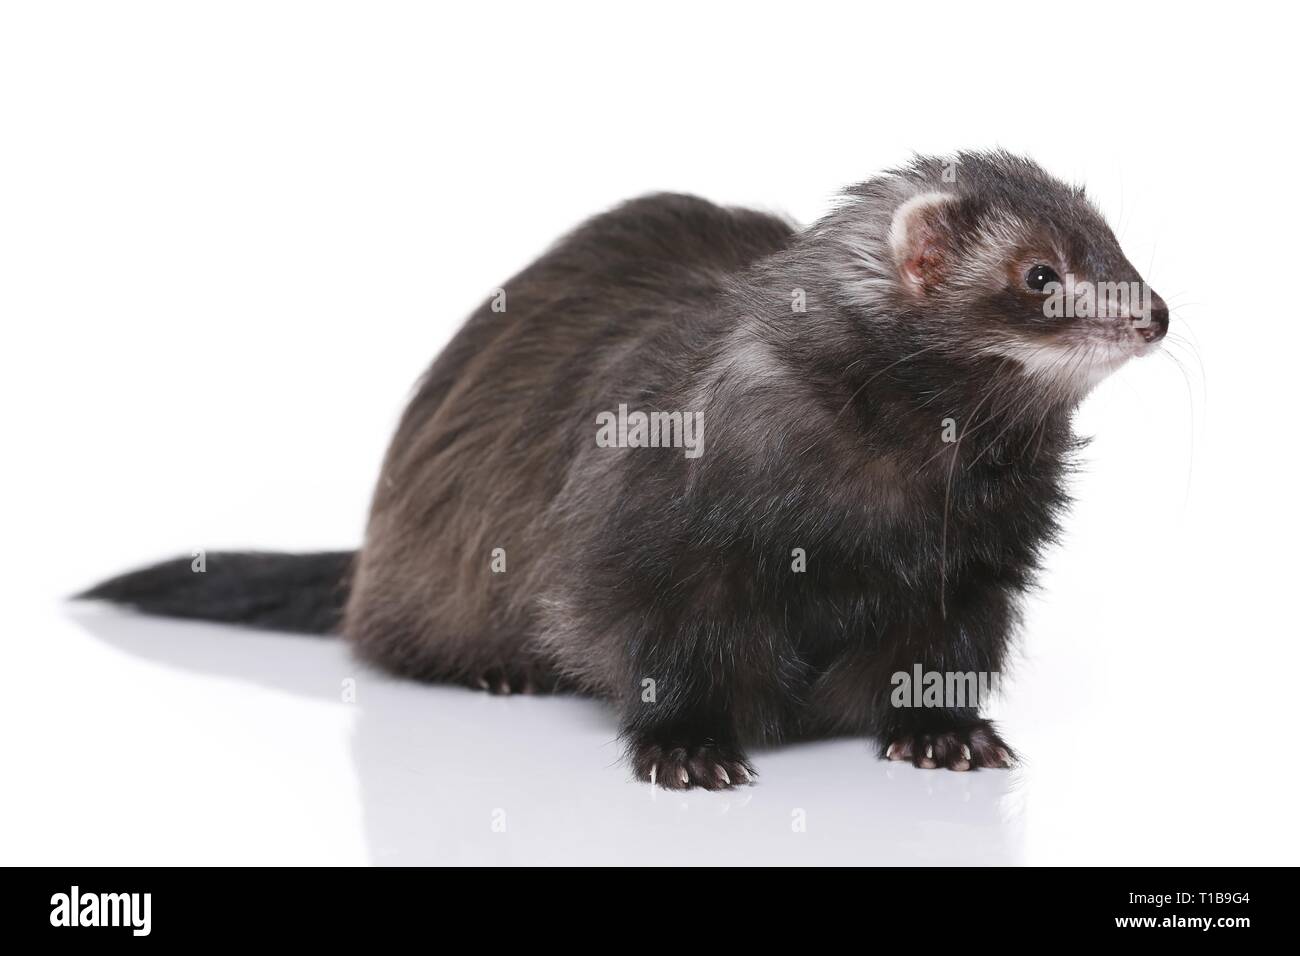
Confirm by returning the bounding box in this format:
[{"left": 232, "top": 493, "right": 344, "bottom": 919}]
[
  {"left": 75, "top": 556, "right": 198, "bottom": 604},
  {"left": 74, "top": 550, "right": 355, "bottom": 635}
]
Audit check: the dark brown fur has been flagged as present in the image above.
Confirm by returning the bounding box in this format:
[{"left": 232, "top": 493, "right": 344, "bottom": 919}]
[{"left": 84, "top": 152, "right": 1168, "bottom": 789}]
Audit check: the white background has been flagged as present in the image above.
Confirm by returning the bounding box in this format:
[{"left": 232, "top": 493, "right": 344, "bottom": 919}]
[{"left": 2, "top": 1, "right": 1296, "bottom": 865}]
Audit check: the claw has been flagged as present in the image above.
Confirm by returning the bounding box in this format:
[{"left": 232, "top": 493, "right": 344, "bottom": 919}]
[{"left": 885, "top": 726, "right": 1012, "bottom": 772}]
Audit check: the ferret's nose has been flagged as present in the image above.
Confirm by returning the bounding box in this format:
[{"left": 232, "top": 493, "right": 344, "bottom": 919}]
[{"left": 1136, "top": 294, "right": 1169, "bottom": 344}]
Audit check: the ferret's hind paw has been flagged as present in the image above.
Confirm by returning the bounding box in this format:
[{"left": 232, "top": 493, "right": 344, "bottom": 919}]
[
  {"left": 884, "top": 722, "right": 1013, "bottom": 771},
  {"left": 630, "top": 740, "right": 756, "bottom": 791},
  {"left": 470, "top": 663, "right": 555, "bottom": 696}
]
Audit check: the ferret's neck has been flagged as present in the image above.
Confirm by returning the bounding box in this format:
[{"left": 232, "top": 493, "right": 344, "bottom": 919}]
[{"left": 707, "top": 284, "right": 1077, "bottom": 470}]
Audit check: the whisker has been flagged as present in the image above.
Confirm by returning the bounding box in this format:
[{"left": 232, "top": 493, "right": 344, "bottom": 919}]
[
  {"left": 1159, "top": 347, "right": 1198, "bottom": 514},
  {"left": 835, "top": 341, "right": 947, "bottom": 421},
  {"left": 937, "top": 357, "right": 1018, "bottom": 617}
]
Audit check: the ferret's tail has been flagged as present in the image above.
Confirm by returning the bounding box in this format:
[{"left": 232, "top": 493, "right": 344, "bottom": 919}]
[{"left": 77, "top": 551, "right": 355, "bottom": 635}]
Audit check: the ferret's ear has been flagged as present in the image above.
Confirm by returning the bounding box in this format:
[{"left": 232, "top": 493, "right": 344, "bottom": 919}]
[{"left": 888, "top": 191, "right": 957, "bottom": 296}]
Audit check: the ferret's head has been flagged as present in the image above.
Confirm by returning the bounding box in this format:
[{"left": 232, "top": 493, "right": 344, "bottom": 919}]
[{"left": 819, "top": 151, "right": 1167, "bottom": 404}]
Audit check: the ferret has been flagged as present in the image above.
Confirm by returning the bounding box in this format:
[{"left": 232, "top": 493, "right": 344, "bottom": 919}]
[{"left": 82, "top": 151, "right": 1168, "bottom": 789}]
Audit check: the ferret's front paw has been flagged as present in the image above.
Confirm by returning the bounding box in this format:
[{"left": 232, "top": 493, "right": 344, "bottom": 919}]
[
  {"left": 883, "top": 722, "right": 1013, "bottom": 771},
  {"left": 630, "top": 739, "right": 756, "bottom": 791}
]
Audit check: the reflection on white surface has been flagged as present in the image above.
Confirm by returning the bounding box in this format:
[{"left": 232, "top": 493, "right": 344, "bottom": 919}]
[{"left": 69, "top": 608, "right": 1025, "bottom": 866}]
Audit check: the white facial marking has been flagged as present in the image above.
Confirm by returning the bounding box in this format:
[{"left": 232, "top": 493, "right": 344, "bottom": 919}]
[{"left": 985, "top": 339, "right": 1131, "bottom": 400}]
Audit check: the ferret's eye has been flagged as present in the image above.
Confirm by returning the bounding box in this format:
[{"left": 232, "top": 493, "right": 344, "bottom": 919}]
[{"left": 1025, "top": 264, "right": 1060, "bottom": 292}]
